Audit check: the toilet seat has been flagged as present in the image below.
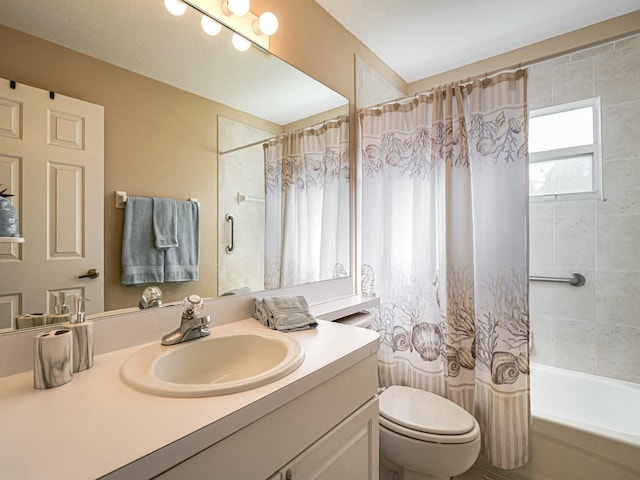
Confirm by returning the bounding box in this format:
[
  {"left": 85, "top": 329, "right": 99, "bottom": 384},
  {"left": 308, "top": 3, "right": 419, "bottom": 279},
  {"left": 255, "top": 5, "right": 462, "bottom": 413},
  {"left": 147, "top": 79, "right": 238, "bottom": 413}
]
[{"left": 379, "top": 385, "right": 480, "bottom": 444}]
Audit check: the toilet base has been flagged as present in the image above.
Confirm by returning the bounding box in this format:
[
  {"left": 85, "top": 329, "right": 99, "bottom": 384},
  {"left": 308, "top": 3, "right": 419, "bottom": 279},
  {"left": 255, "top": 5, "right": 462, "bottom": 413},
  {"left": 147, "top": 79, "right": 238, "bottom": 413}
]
[
  {"left": 379, "top": 423, "right": 480, "bottom": 479},
  {"left": 380, "top": 453, "right": 452, "bottom": 480}
]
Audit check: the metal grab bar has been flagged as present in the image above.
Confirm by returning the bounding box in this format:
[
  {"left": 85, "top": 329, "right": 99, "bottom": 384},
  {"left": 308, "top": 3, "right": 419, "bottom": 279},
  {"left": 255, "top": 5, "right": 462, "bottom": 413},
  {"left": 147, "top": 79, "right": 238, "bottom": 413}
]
[
  {"left": 529, "top": 273, "right": 585, "bottom": 287},
  {"left": 224, "top": 213, "right": 235, "bottom": 254}
]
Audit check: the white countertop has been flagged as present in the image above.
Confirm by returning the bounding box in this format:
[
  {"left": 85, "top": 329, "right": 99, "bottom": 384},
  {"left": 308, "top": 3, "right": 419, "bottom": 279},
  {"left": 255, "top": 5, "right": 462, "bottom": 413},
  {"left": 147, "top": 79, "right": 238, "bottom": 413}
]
[{"left": 0, "top": 318, "right": 379, "bottom": 480}]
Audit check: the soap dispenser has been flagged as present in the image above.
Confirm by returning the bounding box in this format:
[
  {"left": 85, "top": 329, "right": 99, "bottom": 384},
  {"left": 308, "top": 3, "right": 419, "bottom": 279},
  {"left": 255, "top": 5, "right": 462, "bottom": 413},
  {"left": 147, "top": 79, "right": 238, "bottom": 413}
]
[
  {"left": 47, "top": 291, "right": 72, "bottom": 324},
  {"left": 62, "top": 296, "right": 94, "bottom": 372}
]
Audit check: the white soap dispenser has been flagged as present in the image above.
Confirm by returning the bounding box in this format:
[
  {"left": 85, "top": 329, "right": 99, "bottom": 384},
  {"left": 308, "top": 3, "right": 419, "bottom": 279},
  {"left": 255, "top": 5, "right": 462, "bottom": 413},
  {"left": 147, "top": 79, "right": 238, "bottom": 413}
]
[{"left": 63, "top": 296, "right": 94, "bottom": 372}]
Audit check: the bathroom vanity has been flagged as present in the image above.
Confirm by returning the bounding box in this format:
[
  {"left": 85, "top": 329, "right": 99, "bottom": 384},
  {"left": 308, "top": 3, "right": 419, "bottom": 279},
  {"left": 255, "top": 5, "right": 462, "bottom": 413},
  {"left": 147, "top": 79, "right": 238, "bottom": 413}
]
[{"left": 0, "top": 299, "right": 380, "bottom": 479}]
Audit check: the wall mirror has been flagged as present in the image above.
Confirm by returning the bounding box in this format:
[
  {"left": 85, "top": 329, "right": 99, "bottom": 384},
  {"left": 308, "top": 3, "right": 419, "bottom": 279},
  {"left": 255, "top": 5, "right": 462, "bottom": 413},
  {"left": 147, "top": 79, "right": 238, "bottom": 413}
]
[{"left": 0, "top": 0, "right": 349, "bottom": 332}]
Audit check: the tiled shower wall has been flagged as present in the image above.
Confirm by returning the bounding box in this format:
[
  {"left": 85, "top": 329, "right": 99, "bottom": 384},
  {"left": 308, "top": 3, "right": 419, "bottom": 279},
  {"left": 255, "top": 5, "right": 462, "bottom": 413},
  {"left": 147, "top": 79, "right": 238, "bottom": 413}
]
[
  {"left": 217, "top": 117, "right": 273, "bottom": 296},
  {"left": 528, "top": 33, "right": 640, "bottom": 384}
]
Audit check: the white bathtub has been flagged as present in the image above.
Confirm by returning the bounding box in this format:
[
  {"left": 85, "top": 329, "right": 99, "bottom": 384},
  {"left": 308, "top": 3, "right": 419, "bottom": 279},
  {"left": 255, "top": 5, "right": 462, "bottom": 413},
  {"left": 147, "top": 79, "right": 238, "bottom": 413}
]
[{"left": 481, "top": 364, "right": 640, "bottom": 480}]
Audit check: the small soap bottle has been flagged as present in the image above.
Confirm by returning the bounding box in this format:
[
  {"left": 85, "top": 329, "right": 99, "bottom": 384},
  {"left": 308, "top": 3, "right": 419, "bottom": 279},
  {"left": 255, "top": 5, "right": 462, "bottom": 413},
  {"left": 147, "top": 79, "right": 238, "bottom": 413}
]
[
  {"left": 47, "top": 291, "right": 72, "bottom": 324},
  {"left": 63, "top": 296, "right": 94, "bottom": 373}
]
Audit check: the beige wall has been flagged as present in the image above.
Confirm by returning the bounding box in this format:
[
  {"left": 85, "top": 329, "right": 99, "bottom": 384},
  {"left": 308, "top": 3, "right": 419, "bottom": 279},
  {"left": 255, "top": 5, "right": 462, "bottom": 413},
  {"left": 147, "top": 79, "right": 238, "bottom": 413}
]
[{"left": 0, "top": 24, "right": 279, "bottom": 311}]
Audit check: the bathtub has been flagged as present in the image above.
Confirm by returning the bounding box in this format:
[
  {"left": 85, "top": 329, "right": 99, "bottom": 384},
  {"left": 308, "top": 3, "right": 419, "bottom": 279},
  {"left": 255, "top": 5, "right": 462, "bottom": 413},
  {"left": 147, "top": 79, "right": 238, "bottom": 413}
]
[{"left": 480, "top": 364, "right": 640, "bottom": 480}]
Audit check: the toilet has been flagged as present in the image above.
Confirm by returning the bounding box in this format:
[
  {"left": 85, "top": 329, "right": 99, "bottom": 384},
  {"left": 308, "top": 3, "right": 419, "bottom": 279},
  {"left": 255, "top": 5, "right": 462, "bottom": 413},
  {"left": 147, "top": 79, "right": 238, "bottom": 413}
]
[
  {"left": 378, "top": 385, "right": 481, "bottom": 480},
  {"left": 338, "top": 313, "right": 481, "bottom": 479}
]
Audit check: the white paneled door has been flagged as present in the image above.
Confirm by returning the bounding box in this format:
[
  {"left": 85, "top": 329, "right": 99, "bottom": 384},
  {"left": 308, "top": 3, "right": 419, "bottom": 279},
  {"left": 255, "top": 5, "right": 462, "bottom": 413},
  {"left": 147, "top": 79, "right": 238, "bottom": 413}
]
[{"left": 0, "top": 78, "right": 104, "bottom": 331}]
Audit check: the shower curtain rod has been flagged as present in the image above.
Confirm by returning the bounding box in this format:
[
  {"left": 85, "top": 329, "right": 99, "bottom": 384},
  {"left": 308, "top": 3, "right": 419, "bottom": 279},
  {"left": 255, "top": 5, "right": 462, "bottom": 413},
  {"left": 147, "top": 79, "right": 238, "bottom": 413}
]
[
  {"left": 363, "top": 62, "right": 529, "bottom": 111},
  {"left": 219, "top": 137, "right": 273, "bottom": 156},
  {"left": 219, "top": 115, "right": 347, "bottom": 156}
]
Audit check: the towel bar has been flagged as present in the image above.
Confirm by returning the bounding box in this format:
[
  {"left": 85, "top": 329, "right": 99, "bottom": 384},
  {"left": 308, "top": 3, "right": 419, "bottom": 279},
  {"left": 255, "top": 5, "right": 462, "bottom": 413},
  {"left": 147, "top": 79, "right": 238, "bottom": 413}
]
[
  {"left": 529, "top": 273, "right": 585, "bottom": 287},
  {"left": 115, "top": 191, "right": 198, "bottom": 209}
]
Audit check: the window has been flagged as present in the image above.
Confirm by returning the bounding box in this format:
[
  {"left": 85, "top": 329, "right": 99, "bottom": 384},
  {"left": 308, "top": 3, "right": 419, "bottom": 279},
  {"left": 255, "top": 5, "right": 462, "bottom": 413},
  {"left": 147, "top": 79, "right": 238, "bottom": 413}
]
[{"left": 528, "top": 98, "right": 602, "bottom": 201}]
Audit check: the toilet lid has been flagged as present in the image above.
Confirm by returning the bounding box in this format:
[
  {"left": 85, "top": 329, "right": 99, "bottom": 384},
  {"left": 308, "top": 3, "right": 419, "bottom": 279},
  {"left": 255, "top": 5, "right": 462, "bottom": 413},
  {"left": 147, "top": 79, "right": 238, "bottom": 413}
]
[{"left": 379, "top": 385, "right": 476, "bottom": 435}]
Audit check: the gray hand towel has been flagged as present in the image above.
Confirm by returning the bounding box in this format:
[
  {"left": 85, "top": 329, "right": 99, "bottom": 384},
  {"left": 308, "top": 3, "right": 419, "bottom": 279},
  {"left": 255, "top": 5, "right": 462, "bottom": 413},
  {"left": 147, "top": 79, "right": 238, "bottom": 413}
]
[
  {"left": 253, "top": 296, "right": 317, "bottom": 332},
  {"left": 164, "top": 200, "right": 200, "bottom": 282},
  {"left": 121, "top": 196, "right": 164, "bottom": 285},
  {"left": 152, "top": 197, "right": 178, "bottom": 249}
]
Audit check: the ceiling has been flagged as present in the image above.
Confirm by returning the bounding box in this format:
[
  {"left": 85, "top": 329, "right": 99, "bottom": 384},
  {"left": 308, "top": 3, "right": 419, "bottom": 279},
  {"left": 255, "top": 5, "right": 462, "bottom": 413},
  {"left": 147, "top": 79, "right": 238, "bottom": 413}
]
[
  {"left": 314, "top": 0, "right": 640, "bottom": 83},
  {"left": 0, "top": 0, "right": 346, "bottom": 125}
]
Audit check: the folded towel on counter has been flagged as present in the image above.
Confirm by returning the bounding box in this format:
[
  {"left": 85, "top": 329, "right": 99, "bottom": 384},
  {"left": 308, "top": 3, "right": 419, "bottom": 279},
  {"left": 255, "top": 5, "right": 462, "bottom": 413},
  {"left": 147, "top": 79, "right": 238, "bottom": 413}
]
[
  {"left": 152, "top": 197, "right": 178, "bottom": 249},
  {"left": 164, "top": 200, "right": 200, "bottom": 282},
  {"left": 253, "top": 296, "right": 318, "bottom": 332},
  {"left": 121, "top": 197, "right": 164, "bottom": 285}
]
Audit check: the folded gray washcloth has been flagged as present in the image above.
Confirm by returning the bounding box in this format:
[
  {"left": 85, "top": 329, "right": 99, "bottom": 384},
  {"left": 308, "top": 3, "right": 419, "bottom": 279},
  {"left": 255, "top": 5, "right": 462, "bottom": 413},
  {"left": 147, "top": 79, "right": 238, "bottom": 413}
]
[{"left": 253, "top": 296, "right": 317, "bottom": 332}]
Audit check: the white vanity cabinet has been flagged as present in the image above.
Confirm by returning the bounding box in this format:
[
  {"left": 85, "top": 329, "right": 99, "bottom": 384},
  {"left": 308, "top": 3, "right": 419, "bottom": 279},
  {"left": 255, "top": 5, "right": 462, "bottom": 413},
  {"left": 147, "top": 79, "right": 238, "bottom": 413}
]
[
  {"left": 154, "top": 354, "right": 379, "bottom": 480},
  {"left": 274, "top": 399, "right": 378, "bottom": 480}
]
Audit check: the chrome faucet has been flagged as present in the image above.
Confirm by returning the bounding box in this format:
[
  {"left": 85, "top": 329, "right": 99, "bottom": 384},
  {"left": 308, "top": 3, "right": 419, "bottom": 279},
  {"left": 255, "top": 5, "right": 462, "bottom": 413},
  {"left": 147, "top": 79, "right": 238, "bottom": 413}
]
[
  {"left": 139, "top": 286, "right": 163, "bottom": 309},
  {"left": 161, "top": 295, "right": 211, "bottom": 346}
]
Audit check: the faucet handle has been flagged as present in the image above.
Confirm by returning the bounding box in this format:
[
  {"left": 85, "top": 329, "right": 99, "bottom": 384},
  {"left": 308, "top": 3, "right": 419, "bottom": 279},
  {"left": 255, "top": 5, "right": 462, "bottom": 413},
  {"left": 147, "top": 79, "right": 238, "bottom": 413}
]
[{"left": 182, "top": 294, "right": 204, "bottom": 318}]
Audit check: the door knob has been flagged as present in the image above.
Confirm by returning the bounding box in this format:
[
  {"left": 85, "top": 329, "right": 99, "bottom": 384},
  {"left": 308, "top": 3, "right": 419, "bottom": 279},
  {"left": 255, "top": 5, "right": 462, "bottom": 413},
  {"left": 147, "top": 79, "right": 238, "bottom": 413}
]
[{"left": 78, "top": 268, "right": 100, "bottom": 279}]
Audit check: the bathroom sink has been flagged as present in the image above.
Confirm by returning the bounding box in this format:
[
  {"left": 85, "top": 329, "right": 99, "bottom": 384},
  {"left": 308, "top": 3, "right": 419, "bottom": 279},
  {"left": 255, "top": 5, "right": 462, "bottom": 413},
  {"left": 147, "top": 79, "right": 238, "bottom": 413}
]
[{"left": 120, "top": 328, "right": 304, "bottom": 397}]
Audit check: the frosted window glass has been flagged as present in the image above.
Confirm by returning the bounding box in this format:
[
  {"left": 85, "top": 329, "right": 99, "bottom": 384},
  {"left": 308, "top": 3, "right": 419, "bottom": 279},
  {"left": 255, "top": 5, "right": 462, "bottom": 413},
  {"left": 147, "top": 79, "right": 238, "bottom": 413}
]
[
  {"left": 529, "top": 107, "right": 594, "bottom": 153},
  {"left": 529, "top": 155, "right": 593, "bottom": 196}
]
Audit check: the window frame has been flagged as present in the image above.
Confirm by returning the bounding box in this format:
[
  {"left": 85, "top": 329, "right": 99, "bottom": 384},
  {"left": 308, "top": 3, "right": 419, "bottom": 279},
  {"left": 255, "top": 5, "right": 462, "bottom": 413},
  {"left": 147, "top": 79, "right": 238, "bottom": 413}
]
[{"left": 529, "top": 97, "right": 603, "bottom": 202}]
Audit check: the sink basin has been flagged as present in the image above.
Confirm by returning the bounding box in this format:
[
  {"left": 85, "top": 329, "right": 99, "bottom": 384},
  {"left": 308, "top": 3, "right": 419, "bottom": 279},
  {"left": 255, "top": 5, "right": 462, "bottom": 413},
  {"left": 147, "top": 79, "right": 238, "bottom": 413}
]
[{"left": 121, "top": 328, "right": 304, "bottom": 397}]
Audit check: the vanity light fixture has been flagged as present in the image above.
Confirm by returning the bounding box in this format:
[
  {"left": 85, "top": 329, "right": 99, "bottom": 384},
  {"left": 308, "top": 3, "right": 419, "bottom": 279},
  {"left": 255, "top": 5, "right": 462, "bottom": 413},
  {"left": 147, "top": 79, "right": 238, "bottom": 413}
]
[
  {"left": 201, "top": 15, "right": 222, "bottom": 36},
  {"left": 223, "top": 0, "right": 250, "bottom": 17},
  {"left": 255, "top": 11, "right": 279, "bottom": 36},
  {"left": 163, "top": 0, "right": 277, "bottom": 50},
  {"left": 164, "top": 0, "right": 188, "bottom": 16},
  {"left": 232, "top": 33, "right": 251, "bottom": 51}
]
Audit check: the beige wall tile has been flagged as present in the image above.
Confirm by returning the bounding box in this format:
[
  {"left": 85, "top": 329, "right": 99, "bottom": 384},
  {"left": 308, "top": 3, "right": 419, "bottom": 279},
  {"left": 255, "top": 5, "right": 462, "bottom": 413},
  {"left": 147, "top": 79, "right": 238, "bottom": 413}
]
[
  {"left": 530, "top": 274, "right": 555, "bottom": 317},
  {"left": 602, "top": 101, "right": 640, "bottom": 161},
  {"left": 530, "top": 314, "right": 555, "bottom": 365},
  {"left": 596, "top": 324, "right": 640, "bottom": 383},
  {"left": 528, "top": 68, "right": 552, "bottom": 110},
  {"left": 530, "top": 214, "right": 554, "bottom": 268},
  {"left": 554, "top": 269, "right": 596, "bottom": 322},
  {"left": 594, "top": 45, "right": 640, "bottom": 106},
  {"left": 554, "top": 215, "right": 595, "bottom": 269},
  {"left": 596, "top": 269, "right": 640, "bottom": 328},
  {"left": 596, "top": 214, "right": 640, "bottom": 269},
  {"left": 555, "top": 318, "right": 595, "bottom": 373},
  {"left": 551, "top": 58, "right": 594, "bottom": 105},
  {"left": 598, "top": 158, "right": 640, "bottom": 215}
]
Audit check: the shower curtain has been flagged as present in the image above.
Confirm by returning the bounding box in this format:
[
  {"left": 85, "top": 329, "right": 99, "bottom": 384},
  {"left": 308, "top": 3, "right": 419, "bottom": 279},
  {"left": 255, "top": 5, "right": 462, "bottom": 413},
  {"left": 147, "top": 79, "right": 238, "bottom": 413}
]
[
  {"left": 264, "top": 116, "right": 349, "bottom": 289},
  {"left": 360, "top": 72, "right": 530, "bottom": 469}
]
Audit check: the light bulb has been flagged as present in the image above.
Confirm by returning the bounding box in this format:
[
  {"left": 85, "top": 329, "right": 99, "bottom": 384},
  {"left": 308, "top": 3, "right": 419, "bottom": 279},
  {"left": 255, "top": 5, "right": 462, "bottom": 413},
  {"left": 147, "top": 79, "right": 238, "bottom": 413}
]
[
  {"left": 201, "top": 15, "right": 222, "bottom": 36},
  {"left": 232, "top": 33, "right": 251, "bottom": 52},
  {"left": 164, "top": 0, "right": 187, "bottom": 16},
  {"left": 257, "top": 12, "right": 278, "bottom": 36},
  {"left": 225, "top": 0, "right": 250, "bottom": 16}
]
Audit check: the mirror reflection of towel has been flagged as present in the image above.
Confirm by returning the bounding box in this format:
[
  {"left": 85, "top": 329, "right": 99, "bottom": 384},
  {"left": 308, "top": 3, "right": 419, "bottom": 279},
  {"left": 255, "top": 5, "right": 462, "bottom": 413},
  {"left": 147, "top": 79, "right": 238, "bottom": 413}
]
[
  {"left": 152, "top": 198, "right": 178, "bottom": 249},
  {"left": 122, "top": 197, "right": 164, "bottom": 285},
  {"left": 122, "top": 197, "right": 199, "bottom": 285},
  {"left": 164, "top": 200, "right": 200, "bottom": 282}
]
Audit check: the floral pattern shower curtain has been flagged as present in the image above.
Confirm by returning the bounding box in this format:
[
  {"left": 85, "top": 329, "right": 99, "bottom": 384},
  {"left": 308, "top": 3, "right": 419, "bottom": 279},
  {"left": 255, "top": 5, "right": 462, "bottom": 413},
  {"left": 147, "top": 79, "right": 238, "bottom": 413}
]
[
  {"left": 360, "top": 72, "right": 530, "bottom": 469},
  {"left": 264, "top": 116, "right": 349, "bottom": 289}
]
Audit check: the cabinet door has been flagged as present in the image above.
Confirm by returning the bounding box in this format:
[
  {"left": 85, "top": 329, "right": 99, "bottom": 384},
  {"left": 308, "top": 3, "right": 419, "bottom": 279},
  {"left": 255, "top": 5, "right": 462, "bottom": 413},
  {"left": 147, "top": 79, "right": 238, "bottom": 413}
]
[{"left": 281, "top": 398, "right": 378, "bottom": 480}]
